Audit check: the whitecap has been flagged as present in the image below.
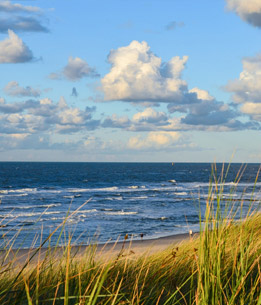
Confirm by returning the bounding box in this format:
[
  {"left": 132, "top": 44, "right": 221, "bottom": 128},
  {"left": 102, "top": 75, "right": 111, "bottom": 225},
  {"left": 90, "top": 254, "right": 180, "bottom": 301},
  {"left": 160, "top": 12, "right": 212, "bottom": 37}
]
[
  {"left": 8, "top": 188, "right": 37, "bottom": 193},
  {"left": 10, "top": 193, "right": 28, "bottom": 197},
  {"left": 104, "top": 211, "right": 138, "bottom": 215},
  {"left": 174, "top": 192, "right": 188, "bottom": 196},
  {"left": 79, "top": 209, "right": 97, "bottom": 213},
  {"left": 168, "top": 180, "right": 176, "bottom": 183},
  {"left": 131, "top": 196, "right": 148, "bottom": 200},
  {"left": 69, "top": 186, "right": 118, "bottom": 193},
  {"left": 104, "top": 196, "right": 123, "bottom": 201}
]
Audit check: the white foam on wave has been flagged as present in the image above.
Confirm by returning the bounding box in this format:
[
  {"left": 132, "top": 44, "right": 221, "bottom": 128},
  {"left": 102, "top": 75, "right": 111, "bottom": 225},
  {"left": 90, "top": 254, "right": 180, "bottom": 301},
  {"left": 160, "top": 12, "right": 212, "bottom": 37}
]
[
  {"left": 129, "top": 196, "right": 148, "bottom": 200},
  {"left": 0, "top": 190, "right": 8, "bottom": 194},
  {"left": 79, "top": 209, "right": 97, "bottom": 213},
  {"left": 69, "top": 186, "right": 119, "bottom": 193},
  {"left": 1, "top": 203, "right": 61, "bottom": 210},
  {"left": 43, "top": 211, "right": 61, "bottom": 215},
  {"left": 17, "top": 210, "right": 62, "bottom": 217},
  {"left": 104, "top": 210, "right": 138, "bottom": 216},
  {"left": 8, "top": 188, "right": 37, "bottom": 193},
  {"left": 10, "top": 193, "right": 28, "bottom": 197},
  {"left": 104, "top": 196, "right": 123, "bottom": 201},
  {"left": 168, "top": 179, "right": 176, "bottom": 183},
  {"left": 38, "top": 190, "right": 62, "bottom": 194},
  {"left": 174, "top": 192, "right": 188, "bottom": 196},
  {"left": 128, "top": 186, "right": 139, "bottom": 189}
]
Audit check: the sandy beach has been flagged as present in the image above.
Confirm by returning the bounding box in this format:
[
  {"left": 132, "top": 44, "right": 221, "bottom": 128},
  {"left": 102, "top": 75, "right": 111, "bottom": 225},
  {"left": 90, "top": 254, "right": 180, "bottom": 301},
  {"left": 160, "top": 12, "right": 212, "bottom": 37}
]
[{"left": 1, "top": 232, "right": 196, "bottom": 266}]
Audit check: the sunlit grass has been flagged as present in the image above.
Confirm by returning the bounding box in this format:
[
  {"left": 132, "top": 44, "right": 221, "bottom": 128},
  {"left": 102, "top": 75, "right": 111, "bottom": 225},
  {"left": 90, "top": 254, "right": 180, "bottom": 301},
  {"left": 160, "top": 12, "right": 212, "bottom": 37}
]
[{"left": 0, "top": 165, "right": 260, "bottom": 304}]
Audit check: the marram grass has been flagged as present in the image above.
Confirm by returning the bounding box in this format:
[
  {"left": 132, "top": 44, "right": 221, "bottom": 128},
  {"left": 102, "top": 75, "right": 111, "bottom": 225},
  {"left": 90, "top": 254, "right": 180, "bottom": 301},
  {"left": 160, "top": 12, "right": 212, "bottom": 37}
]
[{"left": 0, "top": 167, "right": 260, "bottom": 304}]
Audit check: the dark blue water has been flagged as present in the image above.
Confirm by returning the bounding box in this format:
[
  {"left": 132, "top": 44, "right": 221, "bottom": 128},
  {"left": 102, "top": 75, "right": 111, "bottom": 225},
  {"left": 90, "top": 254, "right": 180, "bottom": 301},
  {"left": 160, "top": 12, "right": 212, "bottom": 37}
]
[{"left": 0, "top": 162, "right": 260, "bottom": 248}]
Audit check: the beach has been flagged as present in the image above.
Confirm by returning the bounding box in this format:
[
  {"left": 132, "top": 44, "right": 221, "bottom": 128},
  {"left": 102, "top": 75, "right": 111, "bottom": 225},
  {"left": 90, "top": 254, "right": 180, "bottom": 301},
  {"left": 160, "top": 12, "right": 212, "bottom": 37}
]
[{"left": 1, "top": 232, "right": 196, "bottom": 267}]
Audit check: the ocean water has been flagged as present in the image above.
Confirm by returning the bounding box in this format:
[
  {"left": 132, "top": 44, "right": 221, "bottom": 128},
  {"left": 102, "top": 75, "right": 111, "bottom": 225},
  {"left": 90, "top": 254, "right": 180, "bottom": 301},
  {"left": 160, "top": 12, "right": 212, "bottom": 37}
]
[{"left": 0, "top": 162, "right": 260, "bottom": 248}]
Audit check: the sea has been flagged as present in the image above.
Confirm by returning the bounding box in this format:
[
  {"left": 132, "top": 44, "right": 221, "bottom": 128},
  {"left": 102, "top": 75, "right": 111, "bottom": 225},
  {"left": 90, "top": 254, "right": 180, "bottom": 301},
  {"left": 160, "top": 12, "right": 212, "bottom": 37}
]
[{"left": 0, "top": 162, "right": 260, "bottom": 249}]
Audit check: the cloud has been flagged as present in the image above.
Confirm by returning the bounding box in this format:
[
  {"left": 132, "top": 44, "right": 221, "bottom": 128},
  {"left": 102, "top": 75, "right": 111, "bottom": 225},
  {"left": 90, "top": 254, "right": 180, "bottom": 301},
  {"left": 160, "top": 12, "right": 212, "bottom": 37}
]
[
  {"left": 101, "top": 40, "right": 241, "bottom": 131},
  {"left": 0, "top": 96, "right": 99, "bottom": 135},
  {"left": 225, "top": 53, "right": 261, "bottom": 122},
  {"left": 101, "top": 108, "right": 170, "bottom": 131},
  {"left": 0, "top": 16, "right": 49, "bottom": 33},
  {"left": 100, "top": 40, "right": 248, "bottom": 130},
  {"left": 240, "top": 103, "right": 261, "bottom": 121},
  {"left": 0, "top": 30, "right": 33, "bottom": 63},
  {"left": 225, "top": 53, "right": 261, "bottom": 104},
  {"left": 0, "top": 1, "right": 41, "bottom": 13},
  {"left": 128, "top": 131, "right": 181, "bottom": 150},
  {"left": 102, "top": 114, "right": 131, "bottom": 128},
  {"left": 0, "top": 1, "right": 49, "bottom": 34},
  {"left": 50, "top": 57, "right": 99, "bottom": 81},
  {"left": 101, "top": 40, "right": 188, "bottom": 103},
  {"left": 165, "top": 21, "right": 184, "bottom": 31},
  {"left": 132, "top": 108, "right": 168, "bottom": 124},
  {"left": 226, "top": 0, "right": 261, "bottom": 27},
  {"left": 4, "top": 81, "right": 41, "bottom": 97},
  {"left": 189, "top": 88, "right": 214, "bottom": 101},
  {"left": 181, "top": 105, "right": 235, "bottom": 126},
  {"left": 71, "top": 87, "right": 78, "bottom": 97}
]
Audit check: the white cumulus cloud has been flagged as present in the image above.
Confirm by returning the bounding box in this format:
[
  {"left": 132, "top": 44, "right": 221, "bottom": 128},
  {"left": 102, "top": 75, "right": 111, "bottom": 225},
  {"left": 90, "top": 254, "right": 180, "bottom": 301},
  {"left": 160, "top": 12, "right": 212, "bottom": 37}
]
[
  {"left": 101, "top": 40, "right": 188, "bottom": 103},
  {"left": 0, "top": 30, "right": 33, "bottom": 63},
  {"left": 226, "top": 54, "right": 261, "bottom": 104},
  {"left": 226, "top": 0, "right": 261, "bottom": 27},
  {"left": 225, "top": 53, "right": 261, "bottom": 123}
]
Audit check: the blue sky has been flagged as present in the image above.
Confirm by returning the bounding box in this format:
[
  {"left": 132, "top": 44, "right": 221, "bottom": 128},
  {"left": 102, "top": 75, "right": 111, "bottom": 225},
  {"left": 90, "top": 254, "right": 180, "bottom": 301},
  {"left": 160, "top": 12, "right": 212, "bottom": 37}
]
[{"left": 0, "top": 0, "right": 261, "bottom": 162}]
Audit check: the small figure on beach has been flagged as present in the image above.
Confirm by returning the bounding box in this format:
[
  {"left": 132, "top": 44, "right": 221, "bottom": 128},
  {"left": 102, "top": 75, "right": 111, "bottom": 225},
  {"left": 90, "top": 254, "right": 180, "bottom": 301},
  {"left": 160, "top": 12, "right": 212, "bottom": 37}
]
[{"left": 140, "top": 233, "right": 144, "bottom": 240}]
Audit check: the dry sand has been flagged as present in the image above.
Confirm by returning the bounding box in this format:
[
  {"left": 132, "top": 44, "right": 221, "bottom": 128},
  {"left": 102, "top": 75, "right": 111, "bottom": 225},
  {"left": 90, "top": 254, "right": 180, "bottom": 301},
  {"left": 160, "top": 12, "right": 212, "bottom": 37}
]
[{"left": 1, "top": 232, "right": 196, "bottom": 267}]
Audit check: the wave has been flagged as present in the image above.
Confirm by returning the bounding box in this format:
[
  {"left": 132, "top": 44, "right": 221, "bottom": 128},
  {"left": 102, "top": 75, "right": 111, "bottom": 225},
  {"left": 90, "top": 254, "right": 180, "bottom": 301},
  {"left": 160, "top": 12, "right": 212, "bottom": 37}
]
[
  {"left": 78, "top": 209, "right": 97, "bottom": 213},
  {"left": 8, "top": 188, "right": 37, "bottom": 193},
  {"left": 104, "top": 196, "right": 123, "bottom": 201},
  {"left": 174, "top": 192, "right": 188, "bottom": 196},
  {"left": 8, "top": 193, "right": 29, "bottom": 197},
  {"left": 0, "top": 203, "right": 61, "bottom": 210},
  {"left": 168, "top": 180, "right": 176, "bottom": 183},
  {"left": 104, "top": 210, "right": 138, "bottom": 216},
  {"left": 68, "top": 186, "right": 119, "bottom": 193},
  {"left": 129, "top": 196, "right": 148, "bottom": 200}
]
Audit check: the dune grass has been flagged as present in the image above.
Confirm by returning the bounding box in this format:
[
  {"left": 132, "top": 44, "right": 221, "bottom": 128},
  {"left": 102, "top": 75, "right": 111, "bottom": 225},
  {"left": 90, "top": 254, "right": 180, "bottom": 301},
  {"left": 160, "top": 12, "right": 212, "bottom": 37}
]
[{"left": 0, "top": 165, "right": 260, "bottom": 304}]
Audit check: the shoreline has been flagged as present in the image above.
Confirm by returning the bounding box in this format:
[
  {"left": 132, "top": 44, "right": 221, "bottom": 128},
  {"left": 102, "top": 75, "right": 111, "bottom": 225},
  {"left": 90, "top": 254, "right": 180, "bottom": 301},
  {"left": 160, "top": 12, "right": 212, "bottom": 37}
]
[{"left": 1, "top": 231, "right": 197, "bottom": 265}]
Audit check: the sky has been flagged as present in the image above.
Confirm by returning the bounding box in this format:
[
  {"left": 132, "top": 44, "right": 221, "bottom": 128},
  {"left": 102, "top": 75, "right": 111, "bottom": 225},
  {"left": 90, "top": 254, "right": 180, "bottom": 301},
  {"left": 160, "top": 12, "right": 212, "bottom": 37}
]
[{"left": 0, "top": 0, "right": 261, "bottom": 162}]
